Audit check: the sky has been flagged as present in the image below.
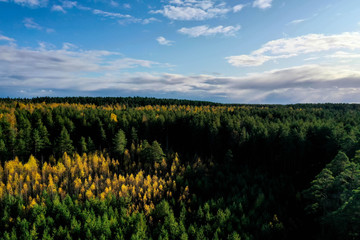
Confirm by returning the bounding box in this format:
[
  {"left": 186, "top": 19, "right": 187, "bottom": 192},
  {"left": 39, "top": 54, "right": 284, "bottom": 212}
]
[{"left": 1, "top": 0, "right": 360, "bottom": 103}]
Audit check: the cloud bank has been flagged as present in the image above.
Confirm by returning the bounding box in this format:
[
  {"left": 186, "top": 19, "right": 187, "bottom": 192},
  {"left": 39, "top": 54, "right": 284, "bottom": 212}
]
[
  {"left": 227, "top": 32, "right": 360, "bottom": 67},
  {"left": 1, "top": 43, "right": 360, "bottom": 103}
]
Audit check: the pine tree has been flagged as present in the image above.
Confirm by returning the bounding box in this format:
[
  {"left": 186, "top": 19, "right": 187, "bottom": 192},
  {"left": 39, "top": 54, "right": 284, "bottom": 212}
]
[
  {"left": 56, "top": 127, "right": 74, "bottom": 156},
  {"left": 131, "top": 127, "right": 138, "bottom": 144},
  {"left": 327, "top": 151, "right": 350, "bottom": 176},
  {"left": 79, "top": 137, "right": 87, "bottom": 154},
  {"left": 38, "top": 124, "right": 50, "bottom": 150},
  {"left": 151, "top": 141, "right": 165, "bottom": 163},
  {"left": 33, "top": 129, "right": 45, "bottom": 155},
  {"left": 113, "top": 129, "right": 127, "bottom": 156},
  {"left": 0, "top": 139, "right": 7, "bottom": 161},
  {"left": 87, "top": 137, "right": 96, "bottom": 153}
]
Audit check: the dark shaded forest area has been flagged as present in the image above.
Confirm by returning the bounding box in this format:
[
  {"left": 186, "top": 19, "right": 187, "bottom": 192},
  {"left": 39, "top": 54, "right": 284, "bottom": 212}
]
[{"left": 0, "top": 97, "right": 360, "bottom": 239}]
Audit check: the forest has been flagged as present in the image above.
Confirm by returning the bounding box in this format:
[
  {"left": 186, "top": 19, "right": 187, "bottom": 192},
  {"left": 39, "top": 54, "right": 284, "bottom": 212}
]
[{"left": 0, "top": 97, "right": 360, "bottom": 239}]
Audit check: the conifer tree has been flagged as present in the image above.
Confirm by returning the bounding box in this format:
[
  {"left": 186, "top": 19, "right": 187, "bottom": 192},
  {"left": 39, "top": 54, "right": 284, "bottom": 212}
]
[
  {"left": 0, "top": 139, "right": 6, "bottom": 161},
  {"left": 33, "top": 129, "right": 45, "bottom": 155},
  {"left": 113, "top": 129, "right": 127, "bottom": 155},
  {"left": 56, "top": 127, "right": 74, "bottom": 156},
  {"left": 79, "top": 137, "right": 87, "bottom": 154},
  {"left": 87, "top": 137, "right": 96, "bottom": 153}
]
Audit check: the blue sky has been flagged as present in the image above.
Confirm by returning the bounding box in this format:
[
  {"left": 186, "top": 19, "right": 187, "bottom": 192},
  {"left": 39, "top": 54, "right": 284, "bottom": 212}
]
[{"left": 1, "top": 0, "right": 360, "bottom": 103}]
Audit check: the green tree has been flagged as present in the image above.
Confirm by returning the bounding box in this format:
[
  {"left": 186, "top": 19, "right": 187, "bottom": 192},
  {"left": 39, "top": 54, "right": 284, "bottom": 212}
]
[
  {"left": 327, "top": 151, "right": 350, "bottom": 177},
  {"left": 55, "top": 127, "right": 74, "bottom": 156},
  {"left": 304, "top": 168, "right": 335, "bottom": 215},
  {"left": 141, "top": 140, "right": 165, "bottom": 167},
  {"left": 0, "top": 139, "right": 7, "bottom": 161},
  {"left": 79, "top": 136, "right": 87, "bottom": 154},
  {"left": 113, "top": 129, "right": 127, "bottom": 155},
  {"left": 33, "top": 129, "right": 45, "bottom": 155},
  {"left": 151, "top": 141, "right": 165, "bottom": 163},
  {"left": 228, "top": 232, "right": 241, "bottom": 240},
  {"left": 38, "top": 124, "right": 50, "bottom": 150},
  {"left": 131, "top": 127, "right": 138, "bottom": 144},
  {"left": 87, "top": 137, "right": 96, "bottom": 153},
  {"left": 131, "top": 213, "right": 147, "bottom": 240}
]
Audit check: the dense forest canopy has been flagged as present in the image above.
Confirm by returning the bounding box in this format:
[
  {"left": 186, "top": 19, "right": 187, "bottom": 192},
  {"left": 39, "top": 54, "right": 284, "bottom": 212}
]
[{"left": 0, "top": 97, "right": 360, "bottom": 239}]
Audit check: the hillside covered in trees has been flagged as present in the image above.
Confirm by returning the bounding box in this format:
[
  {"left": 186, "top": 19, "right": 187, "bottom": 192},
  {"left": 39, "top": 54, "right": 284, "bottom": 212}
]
[{"left": 0, "top": 97, "right": 360, "bottom": 239}]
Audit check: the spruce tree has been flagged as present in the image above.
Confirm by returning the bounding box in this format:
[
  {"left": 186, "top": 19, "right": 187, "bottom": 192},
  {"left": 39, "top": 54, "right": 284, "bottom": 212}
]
[
  {"left": 56, "top": 127, "right": 74, "bottom": 156},
  {"left": 113, "top": 129, "right": 127, "bottom": 155},
  {"left": 79, "top": 136, "right": 87, "bottom": 154},
  {"left": 33, "top": 129, "right": 44, "bottom": 155}
]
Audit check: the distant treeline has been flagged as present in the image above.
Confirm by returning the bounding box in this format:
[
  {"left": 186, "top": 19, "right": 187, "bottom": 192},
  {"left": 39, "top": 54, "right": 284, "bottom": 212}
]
[
  {"left": 0, "top": 97, "right": 222, "bottom": 107},
  {"left": 2, "top": 96, "right": 360, "bottom": 109}
]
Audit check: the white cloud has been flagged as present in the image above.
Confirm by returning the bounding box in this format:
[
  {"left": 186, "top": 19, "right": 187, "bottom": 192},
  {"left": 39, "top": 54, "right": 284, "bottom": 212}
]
[
  {"left": 0, "top": 34, "right": 15, "bottom": 42},
  {"left": 233, "top": 4, "right": 245, "bottom": 13},
  {"left": 151, "top": 0, "right": 230, "bottom": 21},
  {"left": 123, "top": 3, "right": 131, "bottom": 9},
  {"left": 92, "top": 9, "right": 131, "bottom": 18},
  {"left": 227, "top": 55, "right": 272, "bottom": 67},
  {"left": 142, "top": 17, "right": 160, "bottom": 24},
  {"left": 37, "top": 41, "right": 56, "bottom": 51},
  {"left": 50, "top": 1, "right": 77, "bottom": 13},
  {"left": 288, "top": 18, "right": 306, "bottom": 25},
  {"left": 156, "top": 36, "right": 173, "bottom": 46},
  {"left": 227, "top": 32, "right": 360, "bottom": 67},
  {"left": 61, "top": 1, "right": 76, "bottom": 9},
  {"left": 5, "top": 0, "right": 48, "bottom": 7},
  {"left": 23, "top": 18, "right": 54, "bottom": 32},
  {"left": 52, "top": 1, "right": 137, "bottom": 22},
  {"left": 326, "top": 51, "right": 360, "bottom": 59},
  {"left": 253, "top": 0, "right": 273, "bottom": 9},
  {"left": 178, "top": 25, "right": 241, "bottom": 37},
  {"left": 49, "top": 1, "right": 140, "bottom": 24},
  {"left": 51, "top": 5, "right": 66, "bottom": 13},
  {"left": 62, "top": 42, "right": 78, "bottom": 50},
  {"left": 304, "top": 56, "right": 320, "bottom": 61},
  {"left": 108, "top": 0, "right": 118, "bottom": 7},
  {"left": 23, "top": 18, "right": 42, "bottom": 30}
]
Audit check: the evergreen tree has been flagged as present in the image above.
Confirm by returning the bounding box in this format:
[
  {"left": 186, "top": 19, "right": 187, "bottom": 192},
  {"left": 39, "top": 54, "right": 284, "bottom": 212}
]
[
  {"left": 79, "top": 137, "right": 87, "bottom": 154},
  {"left": 55, "top": 127, "right": 74, "bottom": 156},
  {"left": 113, "top": 129, "right": 127, "bottom": 156},
  {"left": 131, "top": 127, "right": 138, "bottom": 144},
  {"left": 151, "top": 141, "right": 165, "bottom": 163},
  {"left": 87, "top": 137, "right": 96, "bottom": 153},
  {"left": 33, "top": 129, "right": 45, "bottom": 155},
  {"left": 38, "top": 124, "right": 50, "bottom": 150},
  {"left": 0, "top": 139, "right": 7, "bottom": 161},
  {"left": 7, "top": 128, "right": 16, "bottom": 158},
  {"left": 327, "top": 151, "right": 350, "bottom": 176},
  {"left": 131, "top": 213, "right": 147, "bottom": 240},
  {"left": 141, "top": 140, "right": 165, "bottom": 166}
]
